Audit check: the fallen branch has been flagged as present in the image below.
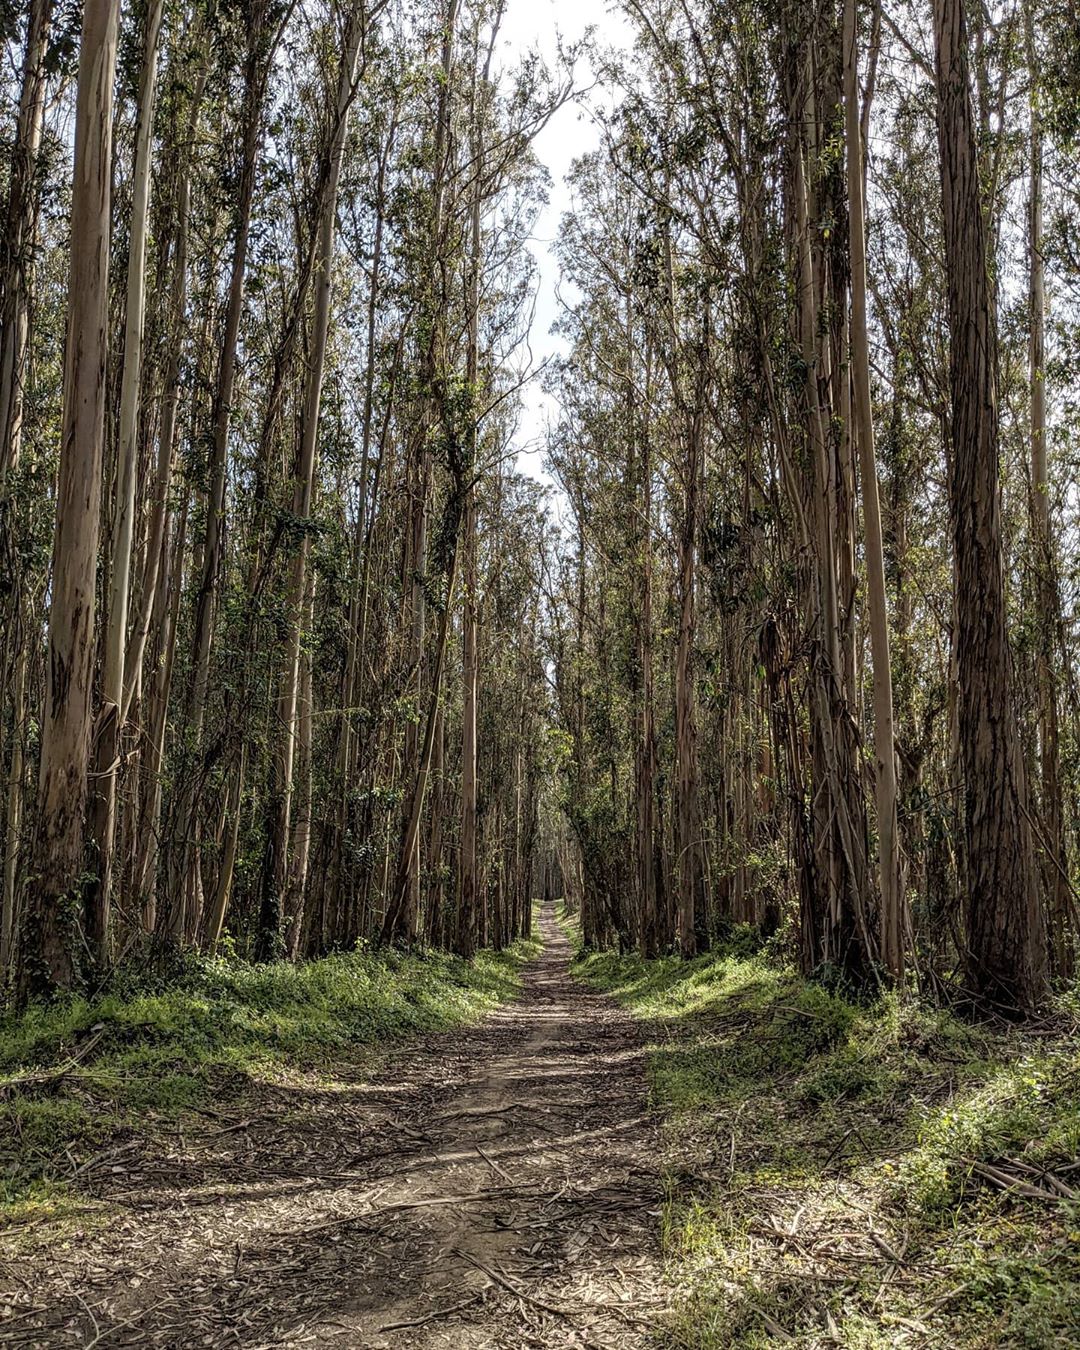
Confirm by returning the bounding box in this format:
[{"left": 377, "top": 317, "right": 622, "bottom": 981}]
[
  {"left": 475, "top": 1144, "right": 513, "bottom": 1184},
  {"left": 965, "top": 1158, "right": 1066, "bottom": 1201},
  {"left": 379, "top": 1294, "right": 483, "bottom": 1331},
  {"left": 0, "top": 1028, "right": 107, "bottom": 1098},
  {"left": 452, "top": 1248, "right": 575, "bottom": 1318}
]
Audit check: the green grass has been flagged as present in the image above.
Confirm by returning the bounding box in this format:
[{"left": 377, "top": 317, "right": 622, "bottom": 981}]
[
  {"left": 0, "top": 936, "right": 540, "bottom": 1223},
  {"left": 560, "top": 906, "right": 1080, "bottom": 1349}
]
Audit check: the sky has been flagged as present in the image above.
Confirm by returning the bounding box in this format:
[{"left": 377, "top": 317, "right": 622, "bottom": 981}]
[{"left": 495, "top": 0, "right": 634, "bottom": 484}]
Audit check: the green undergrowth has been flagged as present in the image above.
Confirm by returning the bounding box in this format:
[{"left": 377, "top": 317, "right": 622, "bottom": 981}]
[
  {"left": 560, "top": 908, "right": 1080, "bottom": 1349},
  {"left": 0, "top": 935, "right": 540, "bottom": 1224}
]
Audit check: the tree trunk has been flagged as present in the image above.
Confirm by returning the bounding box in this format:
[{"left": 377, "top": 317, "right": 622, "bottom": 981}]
[
  {"left": 383, "top": 539, "right": 461, "bottom": 944},
  {"left": 19, "top": 0, "right": 121, "bottom": 997},
  {"left": 1, "top": 636, "right": 29, "bottom": 974},
  {"left": 843, "top": 0, "right": 905, "bottom": 981},
  {"left": 140, "top": 494, "right": 188, "bottom": 933},
  {"left": 675, "top": 394, "right": 703, "bottom": 959},
  {"left": 285, "top": 577, "right": 316, "bottom": 958},
  {"left": 933, "top": 0, "right": 1046, "bottom": 1012},
  {"left": 122, "top": 54, "right": 209, "bottom": 727},
  {"left": 0, "top": 0, "right": 52, "bottom": 484},
  {"left": 459, "top": 485, "right": 479, "bottom": 957},
  {"left": 1024, "top": 3, "right": 1069, "bottom": 974},
  {"left": 87, "top": 0, "right": 166, "bottom": 963},
  {"left": 457, "top": 26, "right": 485, "bottom": 960},
  {"left": 177, "top": 3, "right": 274, "bottom": 941},
  {"left": 257, "top": 14, "right": 365, "bottom": 958}
]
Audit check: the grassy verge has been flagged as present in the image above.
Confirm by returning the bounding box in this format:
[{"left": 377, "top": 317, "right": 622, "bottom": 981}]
[
  {"left": 1, "top": 936, "right": 540, "bottom": 1224},
  {"left": 560, "top": 908, "right": 1080, "bottom": 1349}
]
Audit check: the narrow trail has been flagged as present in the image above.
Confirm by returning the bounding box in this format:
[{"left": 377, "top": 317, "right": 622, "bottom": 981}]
[{"left": 2, "top": 908, "right": 668, "bottom": 1347}]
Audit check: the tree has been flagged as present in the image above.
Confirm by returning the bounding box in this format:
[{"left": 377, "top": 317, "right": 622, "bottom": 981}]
[
  {"left": 843, "top": 0, "right": 906, "bottom": 981},
  {"left": 19, "top": 0, "right": 121, "bottom": 995},
  {"left": 88, "top": 0, "right": 166, "bottom": 964},
  {"left": 933, "top": 0, "right": 1046, "bottom": 1011}
]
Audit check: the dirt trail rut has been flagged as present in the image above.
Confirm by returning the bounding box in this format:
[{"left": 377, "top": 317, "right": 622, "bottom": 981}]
[{"left": 2, "top": 908, "right": 668, "bottom": 1347}]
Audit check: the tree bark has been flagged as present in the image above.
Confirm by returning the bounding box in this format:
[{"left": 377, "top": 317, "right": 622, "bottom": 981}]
[
  {"left": 19, "top": 0, "right": 121, "bottom": 996},
  {"left": 87, "top": 0, "right": 166, "bottom": 963},
  {"left": 933, "top": 0, "right": 1046, "bottom": 1012},
  {"left": 843, "top": 0, "right": 905, "bottom": 981}
]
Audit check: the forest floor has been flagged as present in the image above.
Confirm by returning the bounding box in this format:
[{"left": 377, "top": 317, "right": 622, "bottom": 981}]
[
  {"left": 568, "top": 915, "right": 1080, "bottom": 1349},
  {"left": 0, "top": 909, "right": 667, "bottom": 1348},
  {"left": 5, "top": 913, "right": 1079, "bottom": 1350}
]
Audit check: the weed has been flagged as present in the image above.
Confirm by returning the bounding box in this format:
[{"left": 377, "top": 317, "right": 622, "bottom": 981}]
[
  {"left": 0, "top": 936, "right": 540, "bottom": 1220},
  {"left": 562, "top": 909, "right": 1080, "bottom": 1348}
]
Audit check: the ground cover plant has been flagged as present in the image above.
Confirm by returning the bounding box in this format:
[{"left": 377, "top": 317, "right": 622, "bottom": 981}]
[
  {"left": 0, "top": 936, "right": 539, "bottom": 1225},
  {"left": 563, "top": 909, "right": 1080, "bottom": 1348}
]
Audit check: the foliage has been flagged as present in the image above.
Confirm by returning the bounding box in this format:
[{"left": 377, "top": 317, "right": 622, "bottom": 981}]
[
  {"left": 0, "top": 935, "right": 540, "bottom": 1217},
  {"left": 563, "top": 910, "right": 1080, "bottom": 1348}
]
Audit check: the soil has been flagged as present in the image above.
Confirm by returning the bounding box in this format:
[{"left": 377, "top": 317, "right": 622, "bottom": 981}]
[{"left": 0, "top": 907, "right": 669, "bottom": 1348}]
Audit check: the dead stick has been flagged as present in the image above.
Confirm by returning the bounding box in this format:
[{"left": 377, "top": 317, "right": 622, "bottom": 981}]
[
  {"left": 452, "top": 1248, "right": 575, "bottom": 1318},
  {"left": 379, "top": 1294, "right": 483, "bottom": 1332},
  {"left": 475, "top": 1144, "right": 513, "bottom": 1184}
]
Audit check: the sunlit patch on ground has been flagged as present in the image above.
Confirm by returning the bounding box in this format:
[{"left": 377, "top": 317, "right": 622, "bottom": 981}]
[{"left": 561, "top": 907, "right": 1080, "bottom": 1349}]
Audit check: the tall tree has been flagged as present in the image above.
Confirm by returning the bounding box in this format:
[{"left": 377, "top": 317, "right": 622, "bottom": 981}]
[
  {"left": 257, "top": 3, "right": 373, "bottom": 958},
  {"left": 19, "top": 0, "right": 121, "bottom": 994},
  {"left": 843, "top": 0, "right": 905, "bottom": 980},
  {"left": 88, "top": 0, "right": 167, "bottom": 963},
  {"left": 933, "top": 0, "right": 1046, "bottom": 1011}
]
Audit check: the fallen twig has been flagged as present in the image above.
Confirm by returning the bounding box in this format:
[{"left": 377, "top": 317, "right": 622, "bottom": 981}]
[
  {"left": 81, "top": 1301, "right": 167, "bottom": 1350},
  {"left": 379, "top": 1294, "right": 483, "bottom": 1331},
  {"left": 0, "top": 1029, "right": 107, "bottom": 1097},
  {"left": 452, "top": 1247, "right": 576, "bottom": 1318},
  {"left": 475, "top": 1144, "right": 513, "bottom": 1184}
]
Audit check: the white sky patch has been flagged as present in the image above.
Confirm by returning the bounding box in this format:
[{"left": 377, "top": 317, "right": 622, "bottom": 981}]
[{"left": 497, "top": 0, "right": 633, "bottom": 485}]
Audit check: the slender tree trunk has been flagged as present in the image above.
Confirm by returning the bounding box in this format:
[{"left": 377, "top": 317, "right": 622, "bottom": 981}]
[
  {"left": 675, "top": 395, "right": 703, "bottom": 959},
  {"left": 0, "top": 0, "right": 52, "bottom": 485},
  {"left": 18, "top": 0, "right": 121, "bottom": 997},
  {"left": 1, "top": 636, "right": 29, "bottom": 974},
  {"left": 457, "top": 26, "right": 486, "bottom": 960},
  {"left": 386, "top": 0, "right": 461, "bottom": 946},
  {"left": 257, "top": 14, "right": 365, "bottom": 957},
  {"left": 426, "top": 706, "right": 446, "bottom": 947},
  {"left": 122, "top": 56, "right": 208, "bottom": 727},
  {"left": 1024, "top": 3, "right": 1069, "bottom": 974},
  {"left": 459, "top": 485, "right": 480, "bottom": 957},
  {"left": 178, "top": 5, "right": 273, "bottom": 940},
  {"left": 383, "top": 541, "right": 461, "bottom": 943},
  {"left": 87, "top": 0, "right": 166, "bottom": 962},
  {"left": 140, "top": 495, "right": 188, "bottom": 932},
  {"left": 204, "top": 744, "right": 245, "bottom": 954},
  {"left": 285, "top": 577, "right": 316, "bottom": 958},
  {"left": 332, "top": 114, "right": 395, "bottom": 908},
  {"left": 933, "top": 0, "right": 1046, "bottom": 1012},
  {"left": 843, "top": 0, "right": 905, "bottom": 981},
  {"left": 633, "top": 313, "right": 659, "bottom": 958}
]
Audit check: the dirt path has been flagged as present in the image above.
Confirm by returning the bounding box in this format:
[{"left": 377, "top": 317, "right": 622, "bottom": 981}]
[{"left": 1, "top": 908, "right": 668, "bottom": 1347}]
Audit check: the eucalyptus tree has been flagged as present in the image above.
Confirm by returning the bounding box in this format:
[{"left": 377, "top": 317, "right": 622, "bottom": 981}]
[
  {"left": 19, "top": 0, "right": 120, "bottom": 995},
  {"left": 87, "top": 0, "right": 167, "bottom": 963},
  {"left": 934, "top": 0, "right": 1047, "bottom": 1009},
  {"left": 255, "top": 0, "right": 382, "bottom": 960},
  {"left": 0, "top": 0, "right": 58, "bottom": 974}
]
